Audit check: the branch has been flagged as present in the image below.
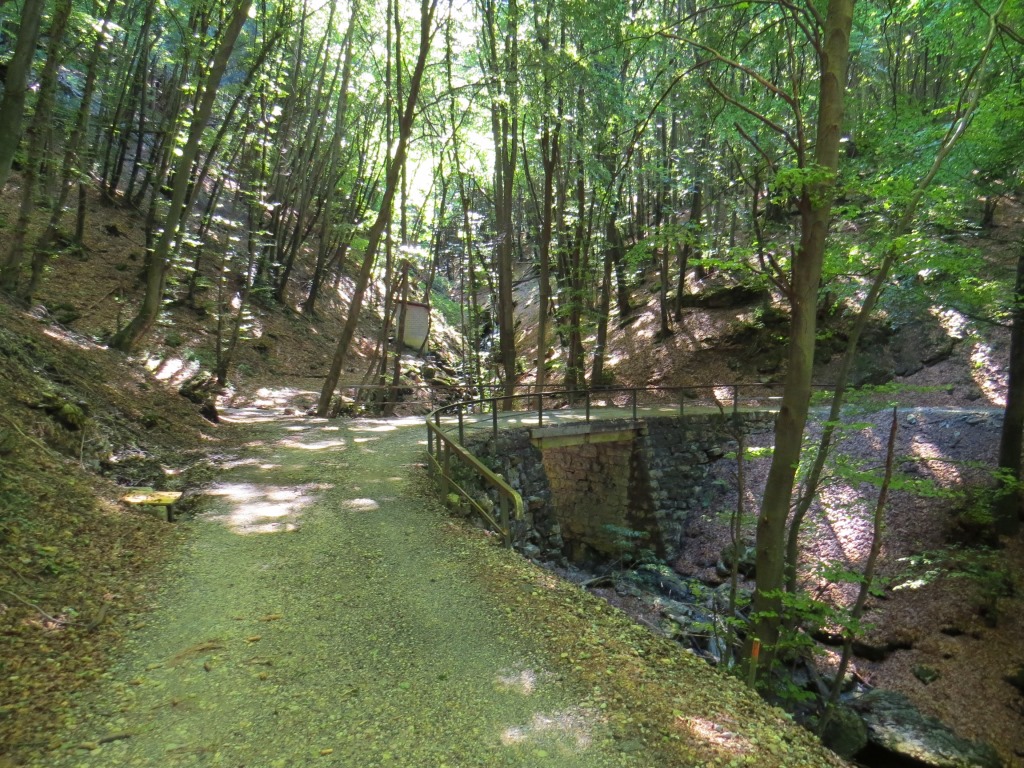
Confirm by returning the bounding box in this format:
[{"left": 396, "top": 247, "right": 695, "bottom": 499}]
[
  {"left": 661, "top": 30, "right": 802, "bottom": 112},
  {"left": 0, "top": 588, "right": 75, "bottom": 626},
  {"left": 734, "top": 122, "right": 780, "bottom": 174},
  {"left": 705, "top": 77, "right": 801, "bottom": 156}
]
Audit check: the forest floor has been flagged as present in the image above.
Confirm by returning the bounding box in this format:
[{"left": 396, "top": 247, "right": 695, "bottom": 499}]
[{"left": 27, "top": 404, "right": 843, "bottom": 768}]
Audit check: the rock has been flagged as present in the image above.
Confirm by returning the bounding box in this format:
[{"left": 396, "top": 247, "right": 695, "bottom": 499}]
[
  {"left": 719, "top": 542, "right": 756, "bottom": 577},
  {"left": 632, "top": 563, "right": 695, "bottom": 602},
  {"left": 851, "top": 689, "right": 1003, "bottom": 768},
  {"left": 913, "top": 664, "right": 940, "bottom": 685},
  {"left": 681, "top": 282, "right": 770, "bottom": 309},
  {"left": 1004, "top": 664, "right": 1024, "bottom": 695},
  {"left": 820, "top": 706, "right": 868, "bottom": 759},
  {"left": 521, "top": 543, "right": 542, "bottom": 560}
]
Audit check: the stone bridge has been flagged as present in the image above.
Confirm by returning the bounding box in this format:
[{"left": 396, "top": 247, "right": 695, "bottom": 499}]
[{"left": 464, "top": 411, "right": 776, "bottom": 567}]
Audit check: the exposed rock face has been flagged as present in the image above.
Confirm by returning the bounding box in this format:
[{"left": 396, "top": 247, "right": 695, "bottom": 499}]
[
  {"left": 850, "top": 689, "right": 1003, "bottom": 768},
  {"left": 848, "top": 319, "right": 957, "bottom": 386}
]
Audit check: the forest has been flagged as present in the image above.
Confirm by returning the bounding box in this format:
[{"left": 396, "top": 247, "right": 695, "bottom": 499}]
[{"left": 2, "top": 0, "right": 1024, "bottom": 765}]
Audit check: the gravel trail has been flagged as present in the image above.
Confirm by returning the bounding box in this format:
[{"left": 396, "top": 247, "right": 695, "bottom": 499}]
[{"left": 40, "top": 411, "right": 635, "bottom": 768}]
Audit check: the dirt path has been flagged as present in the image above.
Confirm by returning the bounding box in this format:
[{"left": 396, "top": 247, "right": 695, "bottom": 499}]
[{"left": 38, "top": 410, "right": 636, "bottom": 768}]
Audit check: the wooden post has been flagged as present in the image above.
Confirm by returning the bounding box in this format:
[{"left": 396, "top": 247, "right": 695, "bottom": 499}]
[
  {"left": 441, "top": 441, "right": 451, "bottom": 497},
  {"left": 500, "top": 494, "right": 510, "bottom": 547}
]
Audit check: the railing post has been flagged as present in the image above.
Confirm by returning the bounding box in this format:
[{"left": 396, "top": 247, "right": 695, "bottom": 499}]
[
  {"left": 491, "top": 399, "right": 498, "bottom": 439},
  {"left": 632, "top": 388, "right": 638, "bottom": 421},
  {"left": 585, "top": 390, "right": 591, "bottom": 422},
  {"left": 500, "top": 495, "right": 510, "bottom": 547},
  {"left": 458, "top": 407, "right": 465, "bottom": 444},
  {"left": 538, "top": 391, "right": 543, "bottom": 427},
  {"left": 441, "top": 441, "right": 451, "bottom": 497},
  {"left": 427, "top": 423, "right": 433, "bottom": 457}
]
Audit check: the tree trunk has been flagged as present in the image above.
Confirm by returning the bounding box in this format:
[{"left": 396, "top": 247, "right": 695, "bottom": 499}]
[
  {"left": 996, "top": 241, "right": 1024, "bottom": 535},
  {"left": 750, "top": 0, "right": 855, "bottom": 665},
  {"left": 0, "top": 0, "right": 73, "bottom": 298},
  {"left": 108, "top": 0, "right": 253, "bottom": 352},
  {"left": 0, "top": 0, "right": 45, "bottom": 192},
  {"left": 316, "top": 0, "right": 438, "bottom": 416}
]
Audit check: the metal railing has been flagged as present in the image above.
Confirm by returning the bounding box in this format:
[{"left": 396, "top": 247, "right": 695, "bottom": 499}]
[{"left": 424, "top": 383, "right": 788, "bottom": 545}]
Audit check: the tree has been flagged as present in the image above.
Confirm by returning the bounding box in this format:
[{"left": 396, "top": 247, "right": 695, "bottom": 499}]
[
  {"left": 108, "top": 0, "right": 256, "bottom": 352},
  {"left": 317, "top": 0, "right": 440, "bottom": 416},
  {"left": 747, "top": 0, "right": 856, "bottom": 663},
  {"left": 0, "top": 0, "right": 45, "bottom": 191},
  {"left": 478, "top": 0, "right": 520, "bottom": 404}
]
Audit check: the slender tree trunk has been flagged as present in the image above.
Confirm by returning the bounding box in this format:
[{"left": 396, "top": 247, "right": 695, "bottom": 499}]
[
  {"left": 674, "top": 183, "right": 702, "bottom": 319},
  {"left": 0, "top": 0, "right": 45, "bottom": 191},
  {"left": 317, "top": 0, "right": 438, "bottom": 416},
  {"left": 108, "top": 0, "right": 253, "bottom": 352},
  {"left": 750, "top": 0, "right": 855, "bottom": 665}
]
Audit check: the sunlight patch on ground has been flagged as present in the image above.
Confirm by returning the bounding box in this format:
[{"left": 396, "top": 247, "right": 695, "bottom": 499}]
[
  {"left": 221, "top": 457, "right": 263, "bottom": 469},
  {"left": 354, "top": 437, "right": 378, "bottom": 444},
  {"left": 496, "top": 668, "right": 538, "bottom": 695},
  {"left": 970, "top": 340, "right": 1006, "bottom": 406},
  {"left": 819, "top": 486, "right": 871, "bottom": 569},
  {"left": 911, "top": 438, "right": 963, "bottom": 485},
  {"left": 342, "top": 498, "right": 379, "bottom": 511},
  {"left": 221, "top": 409, "right": 287, "bottom": 424},
  {"left": 248, "top": 387, "right": 319, "bottom": 410},
  {"left": 203, "top": 482, "right": 327, "bottom": 534},
  {"left": 931, "top": 306, "right": 1005, "bottom": 406},
  {"left": 676, "top": 715, "right": 752, "bottom": 756},
  {"left": 42, "top": 326, "right": 99, "bottom": 350},
  {"left": 931, "top": 306, "right": 969, "bottom": 340},
  {"left": 277, "top": 438, "right": 347, "bottom": 451},
  {"left": 500, "top": 709, "right": 593, "bottom": 751},
  {"left": 145, "top": 355, "right": 201, "bottom": 383}
]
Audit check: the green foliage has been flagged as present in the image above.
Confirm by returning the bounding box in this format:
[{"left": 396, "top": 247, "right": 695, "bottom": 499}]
[
  {"left": 772, "top": 165, "right": 836, "bottom": 208},
  {"left": 602, "top": 524, "right": 656, "bottom": 566}
]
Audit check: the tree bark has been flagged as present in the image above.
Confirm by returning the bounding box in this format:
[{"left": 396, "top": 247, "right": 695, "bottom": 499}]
[
  {"left": 0, "top": 0, "right": 45, "bottom": 192},
  {"left": 996, "top": 241, "right": 1024, "bottom": 535},
  {"left": 750, "top": 0, "right": 855, "bottom": 664}
]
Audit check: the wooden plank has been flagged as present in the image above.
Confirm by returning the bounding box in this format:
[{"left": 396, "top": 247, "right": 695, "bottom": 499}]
[
  {"left": 121, "top": 491, "right": 182, "bottom": 506},
  {"left": 121, "top": 490, "right": 183, "bottom": 523}
]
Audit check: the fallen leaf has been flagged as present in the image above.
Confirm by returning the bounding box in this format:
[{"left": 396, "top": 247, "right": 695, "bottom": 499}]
[
  {"left": 259, "top": 614, "right": 284, "bottom": 622},
  {"left": 245, "top": 635, "right": 262, "bottom": 643}
]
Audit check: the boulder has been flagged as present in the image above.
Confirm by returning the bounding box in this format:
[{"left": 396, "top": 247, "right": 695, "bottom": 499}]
[
  {"left": 820, "top": 705, "right": 868, "bottom": 759},
  {"left": 717, "top": 543, "right": 756, "bottom": 577},
  {"left": 1004, "top": 664, "right": 1024, "bottom": 695},
  {"left": 681, "top": 282, "right": 770, "bottom": 309},
  {"left": 850, "top": 689, "right": 1003, "bottom": 768}
]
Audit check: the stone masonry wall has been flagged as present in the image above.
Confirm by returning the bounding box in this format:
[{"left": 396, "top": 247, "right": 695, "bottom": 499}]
[{"left": 464, "top": 411, "right": 776, "bottom": 567}]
